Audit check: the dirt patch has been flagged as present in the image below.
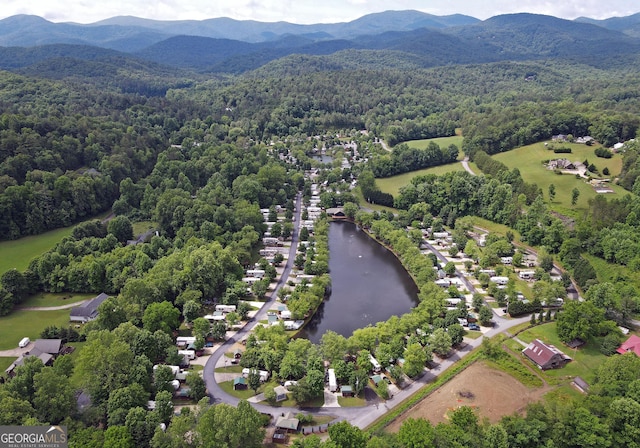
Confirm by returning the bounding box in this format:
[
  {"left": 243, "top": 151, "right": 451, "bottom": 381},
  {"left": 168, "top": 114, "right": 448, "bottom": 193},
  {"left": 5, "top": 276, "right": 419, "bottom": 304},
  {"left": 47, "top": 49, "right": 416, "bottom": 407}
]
[{"left": 386, "top": 361, "right": 548, "bottom": 432}]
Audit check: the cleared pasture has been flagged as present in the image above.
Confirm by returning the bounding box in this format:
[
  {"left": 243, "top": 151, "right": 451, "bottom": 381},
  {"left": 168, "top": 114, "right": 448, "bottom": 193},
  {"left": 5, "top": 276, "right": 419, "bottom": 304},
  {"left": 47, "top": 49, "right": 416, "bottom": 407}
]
[
  {"left": 401, "top": 135, "right": 464, "bottom": 152},
  {"left": 492, "top": 142, "right": 628, "bottom": 214},
  {"left": 0, "top": 309, "right": 71, "bottom": 350},
  {"left": 376, "top": 161, "right": 474, "bottom": 196}
]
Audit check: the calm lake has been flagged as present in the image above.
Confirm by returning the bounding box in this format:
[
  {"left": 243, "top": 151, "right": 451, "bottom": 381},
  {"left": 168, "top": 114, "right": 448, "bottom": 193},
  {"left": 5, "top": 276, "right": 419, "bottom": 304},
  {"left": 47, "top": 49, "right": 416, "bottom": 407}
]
[{"left": 297, "top": 221, "right": 419, "bottom": 344}]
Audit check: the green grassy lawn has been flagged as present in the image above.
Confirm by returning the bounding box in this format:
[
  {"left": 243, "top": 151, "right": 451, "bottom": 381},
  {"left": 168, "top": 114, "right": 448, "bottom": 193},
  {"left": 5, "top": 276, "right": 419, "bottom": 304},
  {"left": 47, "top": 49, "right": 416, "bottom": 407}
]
[
  {"left": 492, "top": 142, "right": 628, "bottom": 215},
  {"left": 377, "top": 162, "right": 467, "bottom": 196},
  {"left": 516, "top": 322, "right": 608, "bottom": 384},
  {"left": 214, "top": 365, "right": 244, "bottom": 374},
  {"left": 0, "top": 309, "right": 71, "bottom": 350},
  {"left": 219, "top": 380, "right": 260, "bottom": 399},
  {"left": 0, "top": 227, "right": 75, "bottom": 275},
  {"left": 304, "top": 415, "right": 335, "bottom": 426},
  {"left": 337, "top": 394, "right": 367, "bottom": 407},
  {"left": 0, "top": 357, "right": 14, "bottom": 375},
  {"left": 132, "top": 221, "right": 156, "bottom": 235},
  {"left": 0, "top": 212, "right": 111, "bottom": 276},
  {"left": 19, "top": 292, "right": 95, "bottom": 308},
  {"left": 464, "top": 330, "right": 483, "bottom": 339},
  {"left": 485, "top": 355, "right": 544, "bottom": 388},
  {"left": 458, "top": 216, "right": 524, "bottom": 244},
  {"left": 353, "top": 187, "right": 398, "bottom": 213},
  {"left": 401, "top": 135, "right": 464, "bottom": 152}
]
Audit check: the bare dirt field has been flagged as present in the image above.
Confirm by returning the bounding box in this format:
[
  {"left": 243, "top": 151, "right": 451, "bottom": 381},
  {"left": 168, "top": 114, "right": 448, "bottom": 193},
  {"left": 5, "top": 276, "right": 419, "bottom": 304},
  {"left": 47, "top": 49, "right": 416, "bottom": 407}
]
[{"left": 386, "top": 361, "right": 548, "bottom": 432}]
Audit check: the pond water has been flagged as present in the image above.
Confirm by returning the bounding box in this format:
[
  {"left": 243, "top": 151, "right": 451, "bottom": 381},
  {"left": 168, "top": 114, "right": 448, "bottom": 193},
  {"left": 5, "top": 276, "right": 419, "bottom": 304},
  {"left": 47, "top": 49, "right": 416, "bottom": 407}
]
[
  {"left": 297, "top": 221, "right": 419, "bottom": 344},
  {"left": 311, "top": 154, "right": 333, "bottom": 164}
]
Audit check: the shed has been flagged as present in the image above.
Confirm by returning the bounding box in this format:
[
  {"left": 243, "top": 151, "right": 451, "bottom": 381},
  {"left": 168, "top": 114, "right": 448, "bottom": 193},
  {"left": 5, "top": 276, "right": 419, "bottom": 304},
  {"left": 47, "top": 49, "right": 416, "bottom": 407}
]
[
  {"left": 233, "top": 377, "right": 248, "bottom": 390},
  {"left": 572, "top": 376, "right": 590, "bottom": 393},
  {"left": 370, "top": 375, "right": 383, "bottom": 386},
  {"left": 341, "top": 385, "right": 354, "bottom": 397}
]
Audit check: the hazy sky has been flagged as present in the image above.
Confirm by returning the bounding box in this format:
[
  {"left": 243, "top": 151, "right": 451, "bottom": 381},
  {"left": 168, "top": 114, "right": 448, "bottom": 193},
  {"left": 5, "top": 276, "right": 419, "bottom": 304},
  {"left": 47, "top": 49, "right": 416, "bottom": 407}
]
[{"left": 2, "top": 0, "right": 639, "bottom": 24}]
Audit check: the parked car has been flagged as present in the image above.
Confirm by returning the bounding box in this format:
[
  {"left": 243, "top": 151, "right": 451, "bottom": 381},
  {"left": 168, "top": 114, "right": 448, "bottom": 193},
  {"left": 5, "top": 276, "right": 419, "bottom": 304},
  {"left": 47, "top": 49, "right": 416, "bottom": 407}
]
[{"left": 468, "top": 323, "right": 480, "bottom": 331}]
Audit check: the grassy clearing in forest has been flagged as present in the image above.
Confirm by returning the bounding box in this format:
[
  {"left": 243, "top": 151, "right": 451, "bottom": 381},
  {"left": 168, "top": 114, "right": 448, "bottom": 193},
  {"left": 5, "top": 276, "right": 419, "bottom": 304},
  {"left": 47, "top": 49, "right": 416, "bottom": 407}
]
[
  {"left": 492, "top": 141, "right": 627, "bottom": 214},
  {"left": 0, "top": 309, "right": 71, "bottom": 350},
  {"left": 376, "top": 162, "right": 472, "bottom": 196},
  {"left": 0, "top": 227, "right": 75, "bottom": 275},
  {"left": 401, "top": 135, "right": 465, "bottom": 152}
]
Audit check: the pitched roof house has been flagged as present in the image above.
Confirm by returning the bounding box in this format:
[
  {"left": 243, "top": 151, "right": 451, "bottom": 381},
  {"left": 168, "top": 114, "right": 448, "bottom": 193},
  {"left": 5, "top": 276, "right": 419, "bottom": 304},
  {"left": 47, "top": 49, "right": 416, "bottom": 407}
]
[
  {"left": 4, "top": 338, "right": 63, "bottom": 377},
  {"left": 70, "top": 293, "right": 109, "bottom": 323},
  {"left": 616, "top": 334, "right": 640, "bottom": 357},
  {"left": 522, "top": 339, "right": 572, "bottom": 370},
  {"left": 275, "top": 412, "right": 299, "bottom": 432}
]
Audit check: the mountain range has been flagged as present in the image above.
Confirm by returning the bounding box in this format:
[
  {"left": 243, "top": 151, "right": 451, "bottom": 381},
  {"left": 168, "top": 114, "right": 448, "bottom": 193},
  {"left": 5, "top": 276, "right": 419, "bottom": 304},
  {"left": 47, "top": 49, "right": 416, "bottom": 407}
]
[{"left": 1, "top": 10, "right": 640, "bottom": 76}]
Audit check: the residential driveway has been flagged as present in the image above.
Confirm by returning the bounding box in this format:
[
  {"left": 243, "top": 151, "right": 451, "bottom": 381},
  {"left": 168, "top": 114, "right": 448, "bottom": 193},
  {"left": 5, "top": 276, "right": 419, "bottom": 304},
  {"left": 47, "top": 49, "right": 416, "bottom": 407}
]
[
  {"left": 323, "top": 390, "right": 339, "bottom": 407},
  {"left": 0, "top": 346, "right": 30, "bottom": 357},
  {"left": 17, "top": 300, "right": 88, "bottom": 311}
]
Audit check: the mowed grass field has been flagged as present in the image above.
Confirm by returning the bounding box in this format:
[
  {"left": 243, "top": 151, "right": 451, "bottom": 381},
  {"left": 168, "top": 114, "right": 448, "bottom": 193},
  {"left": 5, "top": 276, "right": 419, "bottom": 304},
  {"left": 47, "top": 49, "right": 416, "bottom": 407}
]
[
  {"left": 0, "top": 309, "right": 71, "bottom": 350},
  {"left": 492, "top": 142, "right": 628, "bottom": 215},
  {"left": 20, "top": 292, "right": 95, "bottom": 308},
  {"left": 401, "top": 135, "right": 465, "bottom": 152},
  {"left": 377, "top": 162, "right": 469, "bottom": 196},
  {"left": 0, "top": 226, "right": 75, "bottom": 275},
  {"left": 0, "top": 211, "right": 111, "bottom": 276}
]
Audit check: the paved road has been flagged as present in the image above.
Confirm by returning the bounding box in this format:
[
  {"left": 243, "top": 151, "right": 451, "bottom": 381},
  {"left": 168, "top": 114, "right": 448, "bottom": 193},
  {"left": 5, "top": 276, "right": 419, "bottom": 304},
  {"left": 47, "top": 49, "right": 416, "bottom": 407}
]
[{"left": 203, "top": 193, "right": 303, "bottom": 407}]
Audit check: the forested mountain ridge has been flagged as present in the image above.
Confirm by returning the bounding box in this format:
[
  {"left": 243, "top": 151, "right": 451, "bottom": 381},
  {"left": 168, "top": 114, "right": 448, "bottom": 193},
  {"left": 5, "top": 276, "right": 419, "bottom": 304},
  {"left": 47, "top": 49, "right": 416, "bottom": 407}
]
[
  {"left": 1, "top": 13, "right": 639, "bottom": 74},
  {"left": 577, "top": 12, "right": 640, "bottom": 38},
  {"left": 0, "top": 10, "right": 478, "bottom": 49}
]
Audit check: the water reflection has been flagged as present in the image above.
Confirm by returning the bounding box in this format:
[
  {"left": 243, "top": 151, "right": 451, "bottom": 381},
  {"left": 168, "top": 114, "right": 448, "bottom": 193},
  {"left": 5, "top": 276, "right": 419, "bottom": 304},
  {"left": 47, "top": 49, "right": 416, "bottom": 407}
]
[{"left": 297, "top": 221, "right": 419, "bottom": 343}]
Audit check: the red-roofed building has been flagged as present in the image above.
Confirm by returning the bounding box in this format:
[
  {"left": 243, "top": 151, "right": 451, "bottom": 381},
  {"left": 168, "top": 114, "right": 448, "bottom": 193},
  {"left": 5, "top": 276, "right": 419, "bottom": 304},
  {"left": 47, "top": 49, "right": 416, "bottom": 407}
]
[
  {"left": 522, "top": 339, "right": 572, "bottom": 370},
  {"left": 616, "top": 334, "right": 640, "bottom": 357}
]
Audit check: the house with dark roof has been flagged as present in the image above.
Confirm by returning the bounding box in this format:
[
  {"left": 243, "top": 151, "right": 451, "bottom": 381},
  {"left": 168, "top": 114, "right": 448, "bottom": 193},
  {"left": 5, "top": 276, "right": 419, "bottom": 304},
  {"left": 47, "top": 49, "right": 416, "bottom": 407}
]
[
  {"left": 522, "top": 339, "right": 572, "bottom": 370},
  {"left": 616, "top": 334, "right": 640, "bottom": 357},
  {"left": 70, "top": 293, "right": 108, "bottom": 323},
  {"left": 4, "top": 338, "right": 63, "bottom": 377}
]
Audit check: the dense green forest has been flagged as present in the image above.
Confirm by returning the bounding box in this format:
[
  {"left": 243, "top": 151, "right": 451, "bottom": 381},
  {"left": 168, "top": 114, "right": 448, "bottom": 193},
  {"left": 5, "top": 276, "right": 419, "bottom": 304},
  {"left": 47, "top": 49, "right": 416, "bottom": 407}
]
[{"left": 2, "top": 25, "right": 640, "bottom": 447}]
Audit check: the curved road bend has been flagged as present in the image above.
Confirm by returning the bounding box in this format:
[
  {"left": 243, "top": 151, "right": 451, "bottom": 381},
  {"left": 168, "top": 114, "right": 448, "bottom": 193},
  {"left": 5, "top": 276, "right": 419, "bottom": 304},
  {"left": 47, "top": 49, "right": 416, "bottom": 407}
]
[{"left": 203, "top": 196, "right": 532, "bottom": 427}]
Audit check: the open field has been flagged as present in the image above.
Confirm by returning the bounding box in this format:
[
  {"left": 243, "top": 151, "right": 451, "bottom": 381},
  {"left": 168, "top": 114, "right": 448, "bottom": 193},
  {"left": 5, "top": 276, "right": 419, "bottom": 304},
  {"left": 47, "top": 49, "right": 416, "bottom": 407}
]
[
  {"left": 0, "top": 227, "right": 75, "bottom": 275},
  {"left": 385, "top": 361, "right": 548, "bottom": 431},
  {"left": 353, "top": 187, "right": 398, "bottom": 213},
  {"left": 19, "top": 292, "right": 95, "bottom": 308},
  {"left": 492, "top": 142, "right": 628, "bottom": 214},
  {"left": 0, "top": 309, "right": 71, "bottom": 350},
  {"left": 402, "top": 135, "right": 465, "bottom": 152},
  {"left": 515, "top": 322, "right": 608, "bottom": 384},
  {"left": 0, "top": 211, "right": 111, "bottom": 275},
  {"left": 376, "top": 161, "right": 480, "bottom": 196}
]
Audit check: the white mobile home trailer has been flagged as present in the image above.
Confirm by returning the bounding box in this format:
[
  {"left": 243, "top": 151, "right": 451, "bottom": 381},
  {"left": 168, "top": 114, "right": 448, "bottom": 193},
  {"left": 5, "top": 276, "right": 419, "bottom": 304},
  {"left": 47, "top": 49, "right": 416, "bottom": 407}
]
[{"left": 328, "top": 368, "right": 337, "bottom": 392}]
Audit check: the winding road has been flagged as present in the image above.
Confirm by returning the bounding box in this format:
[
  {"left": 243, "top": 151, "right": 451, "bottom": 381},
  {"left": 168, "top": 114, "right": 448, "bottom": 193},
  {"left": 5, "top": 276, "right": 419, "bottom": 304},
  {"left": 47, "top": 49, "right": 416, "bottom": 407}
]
[{"left": 201, "top": 194, "right": 532, "bottom": 428}]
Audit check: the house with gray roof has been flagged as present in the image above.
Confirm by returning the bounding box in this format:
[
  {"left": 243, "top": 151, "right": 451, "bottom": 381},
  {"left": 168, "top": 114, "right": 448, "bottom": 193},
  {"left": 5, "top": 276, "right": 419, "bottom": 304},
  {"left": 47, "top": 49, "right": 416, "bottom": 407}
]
[{"left": 70, "top": 293, "right": 108, "bottom": 323}]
